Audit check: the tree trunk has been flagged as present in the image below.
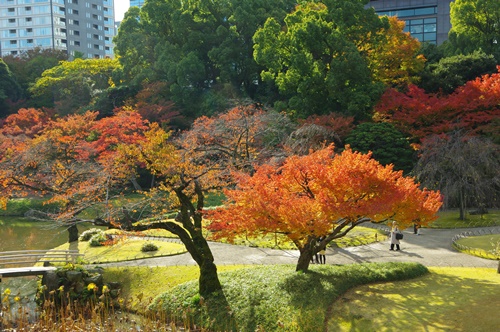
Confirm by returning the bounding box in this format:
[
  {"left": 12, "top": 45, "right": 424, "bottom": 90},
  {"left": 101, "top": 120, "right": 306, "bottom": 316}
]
[
  {"left": 459, "top": 188, "right": 466, "bottom": 220},
  {"left": 296, "top": 247, "right": 313, "bottom": 272},
  {"left": 199, "top": 258, "right": 223, "bottom": 297},
  {"left": 68, "top": 223, "right": 79, "bottom": 243}
]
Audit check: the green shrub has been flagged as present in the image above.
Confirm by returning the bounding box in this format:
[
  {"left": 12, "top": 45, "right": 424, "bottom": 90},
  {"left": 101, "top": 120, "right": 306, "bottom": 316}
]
[
  {"left": 79, "top": 228, "right": 104, "bottom": 241},
  {"left": 141, "top": 242, "right": 159, "bottom": 252},
  {"left": 89, "top": 231, "right": 108, "bottom": 247}
]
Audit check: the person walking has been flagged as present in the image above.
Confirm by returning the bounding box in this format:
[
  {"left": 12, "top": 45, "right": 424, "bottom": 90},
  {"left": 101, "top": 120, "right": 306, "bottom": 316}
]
[{"left": 390, "top": 221, "right": 401, "bottom": 251}]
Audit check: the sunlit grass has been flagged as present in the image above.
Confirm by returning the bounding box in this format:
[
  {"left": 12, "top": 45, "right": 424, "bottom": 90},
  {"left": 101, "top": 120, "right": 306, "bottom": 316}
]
[
  {"left": 52, "top": 237, "right": 186, "bottom": 264},
  {"left": 327, "top": 267, "right": 500, "bottom": 332},
  {"left": 454, "top": 234, "right": 500, "bottom": 259},
  {"left": 429, "top": 209, "right": 500, "bottom": 228},
  {"left": 103, "top": 265, "right": 250, "bottom": 313}
]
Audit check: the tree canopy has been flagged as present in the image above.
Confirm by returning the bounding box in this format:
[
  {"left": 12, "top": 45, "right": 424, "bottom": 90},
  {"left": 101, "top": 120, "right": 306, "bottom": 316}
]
[
  {"left": 375, "top": 67, "right": 500, "bottom": 143},
  {"left": 208, "top": 145, "right": 442, "bottom": 272},
  {"left": 0, "top": 59, "right": 22, "bottom": 117},
  {"left": 254, "top": 0, "right": 387, "bottom": 119},
  {"left": 113, "top": 0, "right": 296, "bottom": 119},
  {"left": 28, "top": 58, "right": 121, "bottom": 116},
  {"left": 345, "top": 122, "right": 416, "bottom": 174},
  {"left": 449, "top": 0, "right": 500, "bottom": 60}
]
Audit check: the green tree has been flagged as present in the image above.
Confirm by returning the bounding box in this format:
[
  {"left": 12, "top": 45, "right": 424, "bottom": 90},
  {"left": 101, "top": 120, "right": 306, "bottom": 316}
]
[
  {"left": 449, "top": 0, "right": 500, "bottom": 60},
  {"left": 418, "top": 50, "right": 497, "bottom": 94},
  {"left": 113, "top": 0, "right": 295, "bottom": 119},
  {"left": 113, "top": 7, "right": 158, "bottom": 86},
  {"left": 345, "top": 122, "right": 416, "bottom": 174},
  {"left": 29, "top": 58, "right": 121, "bottom": 115},
  {"left": 0, "top": 59, "right": 22, "bottom": 117},
  {"left": 253, "top": 0, "right": 387, "bottom": 119},
  {"left": 2, "top": 47, "right": 68, "bottom": 106}
]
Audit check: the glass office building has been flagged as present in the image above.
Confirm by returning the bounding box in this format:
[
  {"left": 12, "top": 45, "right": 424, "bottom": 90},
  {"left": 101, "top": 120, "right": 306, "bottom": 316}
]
[
  {"left": 130, "top": 0, "right": 145, "bottom": 8},
  {"left": 0, "top": 0, "right": 115, "bottom": 58},
  {"left": 368, "top": 0, "right": 453, "bottom": 45}
]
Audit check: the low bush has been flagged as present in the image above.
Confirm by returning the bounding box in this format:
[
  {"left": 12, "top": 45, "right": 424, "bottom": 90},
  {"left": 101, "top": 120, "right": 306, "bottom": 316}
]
[
  {"left": 89, "top": 231, "right": 108, "bottom": 247},
  {"left": 79, "top": 228, "right": 104, "bottom": 241},
  {"left": 141, "top": 242, "right": 159, "bottom": 252}
]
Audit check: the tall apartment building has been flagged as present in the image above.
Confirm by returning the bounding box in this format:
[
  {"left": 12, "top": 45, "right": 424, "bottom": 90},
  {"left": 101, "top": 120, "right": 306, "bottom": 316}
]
[
  {"left": 0, "top": 0, "right": 115, "bottom": 59},
  {"left": 368, "top": 0, "right": 453, "bottom": 45}
]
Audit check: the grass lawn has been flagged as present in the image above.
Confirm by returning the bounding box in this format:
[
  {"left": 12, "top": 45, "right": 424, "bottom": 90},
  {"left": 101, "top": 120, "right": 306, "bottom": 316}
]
[
  {"left": 327, "top": 267, "right": 500, "bottom": 332},
  {"left": 103, "top": 265, "right": 249, "bottom": 312},
  {"left": 53, "top": 237, "right": 186, "bottom": 264},
  {"left": 429, "top": 209, "right": 500, "bottom": 228},
  {"left": 454, "top": 234, "right": 500, "bottom": 259}
]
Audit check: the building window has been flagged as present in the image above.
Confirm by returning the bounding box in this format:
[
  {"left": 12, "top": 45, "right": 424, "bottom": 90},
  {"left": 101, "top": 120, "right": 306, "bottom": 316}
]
[
  {"left": 25, "top": 18, "right": 31, "bottom": 22},
  {"left": 10, "top": 40, "right": 17, "bottom": 45},
  {"left": 9, "top": 29, "right": 16, "bottom": 35},
  {"left": 25, "top": 6, "right": 31, "bottom": 11},
  {"left": 75, "top": 41, "right": 80, "bottom": 46},
  {"left": 27, "top": 39, "right": 33, "bottom": 43}
]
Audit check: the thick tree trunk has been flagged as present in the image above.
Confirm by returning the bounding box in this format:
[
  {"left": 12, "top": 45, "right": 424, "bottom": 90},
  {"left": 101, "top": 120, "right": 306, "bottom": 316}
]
[
  {"left": 296, "top": 247, "right": 313, "bottom": 272},
  {"left": 68, "top": 223, "right": 78, "bottom": 243},
  {"left": 199, "top": 258, "right": 223, "bottom": 297}
]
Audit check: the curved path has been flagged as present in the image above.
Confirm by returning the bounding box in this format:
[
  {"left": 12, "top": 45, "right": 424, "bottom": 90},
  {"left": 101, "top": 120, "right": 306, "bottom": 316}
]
[{"left": 102, "top": 226, "right": 499, "bottom": 269}]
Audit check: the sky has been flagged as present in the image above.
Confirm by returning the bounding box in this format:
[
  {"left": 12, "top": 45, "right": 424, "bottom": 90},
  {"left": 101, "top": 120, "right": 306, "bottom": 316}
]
[{"left": 115, "top": 1, "right": 130, "bottom": 21}]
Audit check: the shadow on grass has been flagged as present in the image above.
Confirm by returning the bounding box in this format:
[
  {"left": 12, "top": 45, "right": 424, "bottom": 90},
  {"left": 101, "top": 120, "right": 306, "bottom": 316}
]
[
  {"left": 281, "top": 263, "right": 429, "bottom": 332},
  {"left": 327, "top": 268, "right": 500, "bottom": 332}
]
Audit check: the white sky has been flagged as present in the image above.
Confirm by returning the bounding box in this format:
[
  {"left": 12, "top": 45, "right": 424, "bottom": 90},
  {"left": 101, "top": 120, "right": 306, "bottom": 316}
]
[{"left": 115, "top": 1, "right": 130, "bottom": 21}]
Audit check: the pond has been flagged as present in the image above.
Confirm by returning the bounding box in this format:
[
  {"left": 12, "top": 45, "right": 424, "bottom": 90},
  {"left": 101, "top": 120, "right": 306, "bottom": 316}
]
[
  {"left": 0, "top": 216, "right": 96, "bottom": 252},
  {"left": 0, "top": 217, "right": 99, "bottom": 324}
]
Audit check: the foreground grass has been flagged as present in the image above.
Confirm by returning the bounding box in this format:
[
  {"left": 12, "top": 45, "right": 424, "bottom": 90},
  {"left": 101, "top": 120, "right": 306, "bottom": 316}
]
[
  {"left": 148, "top": 263, "right": 428, "bottom": 332},
  {"left": 328, "top": 267, "right": 500, "bottom": 332},
  {"left": 429, "top": 209, "right": 500, "bottom": 228}
]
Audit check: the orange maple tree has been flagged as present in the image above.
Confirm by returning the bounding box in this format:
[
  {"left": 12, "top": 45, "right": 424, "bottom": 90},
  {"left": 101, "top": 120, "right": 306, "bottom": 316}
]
[{"left": 207, "top": 145, "right": 442, "bottom": 272}]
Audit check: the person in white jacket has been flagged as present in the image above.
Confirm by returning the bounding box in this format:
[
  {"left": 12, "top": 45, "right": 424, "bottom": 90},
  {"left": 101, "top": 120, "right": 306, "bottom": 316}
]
[{"left": 390, "top": 221, "right": 401, "bottom": 251}]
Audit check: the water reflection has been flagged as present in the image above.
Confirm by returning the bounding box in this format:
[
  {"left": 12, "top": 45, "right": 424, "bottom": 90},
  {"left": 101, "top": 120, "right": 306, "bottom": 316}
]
[{"left": 0, "top": 217, "right": 97, "bottom": 252}]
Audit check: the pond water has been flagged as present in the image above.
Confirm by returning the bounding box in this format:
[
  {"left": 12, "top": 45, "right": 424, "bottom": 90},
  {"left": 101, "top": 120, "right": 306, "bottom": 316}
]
[
  {"left": 0, "top": 216, "right": 96, "bottom": 252},
  {"left": 0, "top": 217, "right": 99, "bottom": 324}
]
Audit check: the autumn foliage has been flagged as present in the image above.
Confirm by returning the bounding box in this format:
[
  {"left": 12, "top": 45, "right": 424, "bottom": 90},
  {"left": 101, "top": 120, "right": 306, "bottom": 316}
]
[
  {"left": 0, "top": 109, "right": 149, "bottom": 213},
  {"left": 375, "top": 66, "right": 500, "bottom": 141},
  {"left": 207, "top": 145, "right": 442, "bottom": 271}
]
